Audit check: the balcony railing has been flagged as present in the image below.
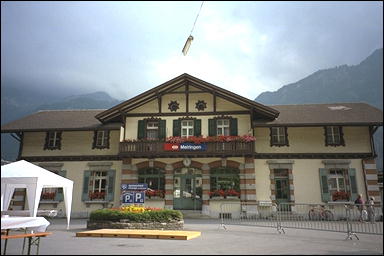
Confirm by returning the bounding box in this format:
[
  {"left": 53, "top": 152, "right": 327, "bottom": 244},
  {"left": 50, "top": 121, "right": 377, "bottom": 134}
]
[{"left": 119, "top": 141, "right": 255, "bottom": 157}]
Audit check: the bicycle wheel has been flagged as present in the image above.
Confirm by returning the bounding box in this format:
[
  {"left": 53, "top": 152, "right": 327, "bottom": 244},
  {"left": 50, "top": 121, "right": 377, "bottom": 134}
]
[
  {"left": 308, "top": 210, "right": 319, "bottom": 220},
  {"left": 323, "top": 210, "right": 334, "bottom": 221}
]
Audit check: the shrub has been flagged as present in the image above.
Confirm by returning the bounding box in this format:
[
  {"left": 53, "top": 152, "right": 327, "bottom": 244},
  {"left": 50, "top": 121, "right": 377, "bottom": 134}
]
[{"left": 89, "top": 208, "right": 183, "bottom": 222}]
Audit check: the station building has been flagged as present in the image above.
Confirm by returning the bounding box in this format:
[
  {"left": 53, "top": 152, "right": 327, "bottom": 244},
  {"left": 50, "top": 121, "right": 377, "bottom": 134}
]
[{"left": 1, "top": 73, "right": 382, "bottom": 217}]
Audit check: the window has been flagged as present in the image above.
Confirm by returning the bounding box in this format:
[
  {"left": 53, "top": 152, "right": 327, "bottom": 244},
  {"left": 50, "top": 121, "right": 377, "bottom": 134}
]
[
  {"left": 44, "top": 131, "right": 62, "bottom": 150},
  {"left": 208, "top": 117, "right": 238, "bottom": 136},
  {"left": 210, "top": 167, "right": 240, "bottom": 193},
  {"left": 217, "top": 119, "right": 230, "bottom": 136},
  {"left": 138, "top": 119, "right": 166, "bottom": 140},
  {"left": 40, "top": 169, "right": 66, "bottom": 201},
  {"left": 138, "top": 168, "right": 165, "bottom": 198},
  {"left": 82, "top": 170, "right": 115, "bottom": 202},
  {"left": 172, "top": 119, "right": 201, "bottom": 137},
  {"left": 146, "top": 121, "right": 159, "bottom": 139},
  {"left": 319, "top": 168, "right": 357, "bottom": 202},
  {"left": 181, "top": 120, "right": 194, "bottom": 138},
  {"left": 88, "top": 171, "right": 107, "bottom": 200},
  {"left": 270, "top": 127, "right": 288, "bottom": 146},
  {"left": 93, "top": 130, "right": 110, "bottom": 149},
  {"left": 325, "top": 126, "right": 345, "bottom": 146}
]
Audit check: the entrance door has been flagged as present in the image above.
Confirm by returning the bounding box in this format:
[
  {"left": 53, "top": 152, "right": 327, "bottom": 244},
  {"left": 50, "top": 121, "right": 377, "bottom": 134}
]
[{"left": 173, "top": 168, "right": 202, "bottom": 210}]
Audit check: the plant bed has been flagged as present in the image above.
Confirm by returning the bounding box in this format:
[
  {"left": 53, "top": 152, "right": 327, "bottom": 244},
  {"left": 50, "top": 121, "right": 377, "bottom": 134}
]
[{"left": 87, "top": 205, "right": 184, "bottom": 230}]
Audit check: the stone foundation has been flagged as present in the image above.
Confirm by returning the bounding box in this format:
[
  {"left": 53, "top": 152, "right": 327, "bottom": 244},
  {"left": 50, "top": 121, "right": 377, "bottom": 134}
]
[{"left": 87, "top": 219, "right": 184, "bottom": 230}]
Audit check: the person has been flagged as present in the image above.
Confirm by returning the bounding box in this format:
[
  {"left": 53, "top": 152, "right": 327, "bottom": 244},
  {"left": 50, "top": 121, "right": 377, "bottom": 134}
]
[
  {"left": 367, "top": 196, "right": 376, "bottom": 223},
  {"left": 354, "top": 194, "right": 365, "bottom": 222}
]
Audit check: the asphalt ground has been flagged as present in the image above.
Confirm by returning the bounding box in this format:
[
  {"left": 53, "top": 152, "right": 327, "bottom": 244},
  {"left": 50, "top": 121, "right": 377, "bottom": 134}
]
[{"left": 1, "top": 218, "right": 383, "bottom": 255}]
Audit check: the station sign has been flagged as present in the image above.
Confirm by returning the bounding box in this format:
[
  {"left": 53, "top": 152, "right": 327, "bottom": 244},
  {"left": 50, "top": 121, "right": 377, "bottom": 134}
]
[{"left": 164, "top": 143, "right": 207, "bottom": 151}]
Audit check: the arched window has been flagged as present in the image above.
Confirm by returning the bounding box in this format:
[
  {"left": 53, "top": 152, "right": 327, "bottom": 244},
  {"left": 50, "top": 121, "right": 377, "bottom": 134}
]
[
  {"left": 210, "top": 167, "right": 240, "bottom": 192},
  {"left": 138, "top": 167, "right": 165, "bottom": 192}
]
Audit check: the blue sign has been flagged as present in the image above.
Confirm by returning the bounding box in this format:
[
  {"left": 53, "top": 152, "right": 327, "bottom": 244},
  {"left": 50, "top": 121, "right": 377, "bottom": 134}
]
[
  {"left": 122, "top": 192, "right": 145, "bottom": 204},
  {"left": 180, "top": 143, "right": 207, "bottom": 151},
  {"left": 121, "top": 183, "right": 148, "bottom": 190}
]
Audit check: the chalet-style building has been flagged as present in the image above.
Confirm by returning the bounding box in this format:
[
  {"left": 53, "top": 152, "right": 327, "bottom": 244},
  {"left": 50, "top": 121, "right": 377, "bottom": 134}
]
[{"left": 1, "top": 73, "right": 383, "bottom": 218}]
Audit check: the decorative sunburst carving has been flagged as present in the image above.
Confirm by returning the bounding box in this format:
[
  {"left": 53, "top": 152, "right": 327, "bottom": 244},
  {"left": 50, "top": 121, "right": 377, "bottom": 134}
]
[
  {"left": 168, "top": 100, "right": 180, "bottom": 112},
  {"left": 195, "top": 100, "right": 207, "bottom": 111}
]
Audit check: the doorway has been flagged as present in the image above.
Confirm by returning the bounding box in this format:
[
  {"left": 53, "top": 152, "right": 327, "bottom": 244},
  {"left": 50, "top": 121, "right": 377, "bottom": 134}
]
[
  {"left": 173, "top": 168, "right": 202, "bottom": 210},
  {"left": 274, "top": 169, "right": 290, "bottom": 211}
]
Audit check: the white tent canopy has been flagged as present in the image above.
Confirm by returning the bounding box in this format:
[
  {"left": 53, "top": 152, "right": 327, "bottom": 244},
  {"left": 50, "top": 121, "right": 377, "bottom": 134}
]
[{"left": 1, "top": 160, "right": 73, "bottom": 229}]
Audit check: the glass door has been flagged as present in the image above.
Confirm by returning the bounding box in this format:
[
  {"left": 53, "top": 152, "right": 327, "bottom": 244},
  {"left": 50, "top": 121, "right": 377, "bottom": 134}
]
[{"left": 173, "top": 168, "right": 202, "bottom": 210}]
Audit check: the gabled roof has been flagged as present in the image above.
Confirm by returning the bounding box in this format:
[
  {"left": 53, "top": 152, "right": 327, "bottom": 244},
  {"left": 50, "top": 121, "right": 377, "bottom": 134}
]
[
  {"left": 254, "top": 103, "right": 383, "bottom": 126},
  {"left": 95, "top": 73, "right": 280, "bottom": 122},
  {"left": 1, "top": 110, "right": 120, "bottom": 133}
]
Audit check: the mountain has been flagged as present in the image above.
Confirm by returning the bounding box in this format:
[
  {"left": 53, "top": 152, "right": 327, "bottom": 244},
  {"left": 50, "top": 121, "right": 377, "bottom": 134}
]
[
  {"left": 1, "top": 89, "right": 122, "bottom": 161},
  {"left": 255, "top": 48, "right": 383, "bottom": 172}
]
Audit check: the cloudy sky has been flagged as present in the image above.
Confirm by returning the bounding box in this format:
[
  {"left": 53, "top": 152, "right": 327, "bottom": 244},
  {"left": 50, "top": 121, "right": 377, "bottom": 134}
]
[{"left": 1, "top": 1, "right": 383, "bottom": 101}]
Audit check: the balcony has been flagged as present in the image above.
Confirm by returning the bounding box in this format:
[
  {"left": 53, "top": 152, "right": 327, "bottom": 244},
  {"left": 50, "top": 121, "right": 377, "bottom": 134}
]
[{"left": 119, "top": 140, "right": 255, "bottom": 158}]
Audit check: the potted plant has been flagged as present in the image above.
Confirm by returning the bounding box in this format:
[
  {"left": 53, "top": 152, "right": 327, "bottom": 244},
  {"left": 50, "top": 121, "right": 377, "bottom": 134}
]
[
  {"left": 332, "top": 191, "right": 349, "bottom": 201},
  {"left": 89, "top": 191, "right": 106, "bottom": 200}
]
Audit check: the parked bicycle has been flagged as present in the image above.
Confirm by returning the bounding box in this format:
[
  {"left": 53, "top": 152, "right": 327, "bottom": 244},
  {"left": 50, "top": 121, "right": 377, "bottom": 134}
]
[{"left": 308, "top": 204, "right": 334, "bottom": 221}]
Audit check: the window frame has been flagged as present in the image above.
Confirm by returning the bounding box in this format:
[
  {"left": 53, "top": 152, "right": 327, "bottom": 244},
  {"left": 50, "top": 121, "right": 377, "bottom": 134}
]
[
  {"left": 181, "top": 120, "right": 194, "bottom": 138},
  {"left": 138, "top": 167, "right": 165, "bottom": 193},
  {"left": 324, "top": 126, "right": 345, "bottom": 147},
  {"left": 93, "top": 130, "right": 110, "bottom": 149},
  {"left": 210, "top": 167, "right": 240, "bottom": 192},
  {"left": 270, "top": 127, "right": 289, "bottom": 147},
  {"left": 44, "top": 131, "right": 62, "bottom": 150}
]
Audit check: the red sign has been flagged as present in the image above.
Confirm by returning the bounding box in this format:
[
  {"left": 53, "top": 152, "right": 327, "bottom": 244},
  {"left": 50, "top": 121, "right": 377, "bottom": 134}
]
[{"left": 164, "top": 143, "right": 180, "bottom": 151}]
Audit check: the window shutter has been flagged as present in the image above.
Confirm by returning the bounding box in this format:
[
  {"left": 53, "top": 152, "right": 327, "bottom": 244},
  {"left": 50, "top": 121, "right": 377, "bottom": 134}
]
[
  {"left": 56, "top": 132, "right": 62, "bottom": 149},
  {"left": 55, "top": 170, "right": 66, "bottom": 201},
  {"left": 194, "top": 119, "right": 202, "bottom": 136},
  {"left": 44, "top": 132, "right": 50, "bottom": 150},
  {"left": 106, "top": 170, "right": 116, "bottom": 201},
  {"left": 348, "top": 168, "right": 358, "bottom": 201},
  {"left": 138, "top": 120, "right": 146, "bottom": 139},
  {"left": 92, "top": 131, "right": 97, "bottom": 149},
  {"left": 173, "top": 120, "right": 181, "bottom": 137},
  {"left": 319, "top": 168, "right": 330, "bottom": 202},
  {"left": 159, "top": 120, "right": 166, "bottom": 140},
  {"left": 82, "top": 171, "right": 91, "bottom": 201},
  {"left": 104, "top": 130, "right": 110, "bottom": 148},
  {"left": 208, "top": 119, "right": 216, "bottom": 136},
  {"left": 230, "top": 118, "right": 238, "bottom": 136}
]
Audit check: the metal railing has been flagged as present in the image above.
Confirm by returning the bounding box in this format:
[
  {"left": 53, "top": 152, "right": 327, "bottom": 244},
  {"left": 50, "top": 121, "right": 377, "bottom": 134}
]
[{"left": 219, "top": 201, "right": 383, "bottom": 239}]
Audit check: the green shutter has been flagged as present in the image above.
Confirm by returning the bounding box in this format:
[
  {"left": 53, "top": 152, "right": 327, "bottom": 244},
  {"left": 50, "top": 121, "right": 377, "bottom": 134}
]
[
  {"left": 55, "top": 170, "right": 66, "bottom": 201},
  {"left": 208, "top": 119, "right": 216, "bottom": 136},
  {"left": 82, "top": 171, "right": 91, "bottom": 201},
  {"left": 173, "top": 120, "right": 181, "bottom": 137},
  {"left": 159, "top": 120, "right": 166, "bottom": 140},
  {"left": 230, "top": 118, "right": 238, "bottom": 136},
  {"left": 348, "top": 168, "right": 358, "bottom": 201},
  {"left": 194, "top": 119, "right": 202, "bottom": 136},
  {"left": 138, "top": 120, "right": 145, "bottom": 140},
  {"left": 106, "top": 170, "right": 116, "bottom": 201},
  {"left": 319, "top": 168, "right": 330, "bottom": 202}
]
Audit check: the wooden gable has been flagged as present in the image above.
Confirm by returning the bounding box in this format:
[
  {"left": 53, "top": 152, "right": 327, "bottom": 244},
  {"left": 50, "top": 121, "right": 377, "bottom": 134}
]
[{"left": 95, "top": 73, "right": 279, "bottom": 122}]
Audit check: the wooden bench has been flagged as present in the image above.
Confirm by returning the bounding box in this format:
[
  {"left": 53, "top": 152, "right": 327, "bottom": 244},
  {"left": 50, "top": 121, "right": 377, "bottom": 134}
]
[{"left": 1, "top": 232, "right": 52, "bottom": 255}]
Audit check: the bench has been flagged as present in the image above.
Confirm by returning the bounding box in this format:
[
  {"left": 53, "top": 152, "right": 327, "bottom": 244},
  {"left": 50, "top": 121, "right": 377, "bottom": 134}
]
[{"left": 1, "top": 232, "right": 52, "bottom": 255}]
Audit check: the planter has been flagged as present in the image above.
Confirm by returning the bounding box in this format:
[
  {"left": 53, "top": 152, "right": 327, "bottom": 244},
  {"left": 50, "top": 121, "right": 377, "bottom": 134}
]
[{"left": 87, "top": 219, "right": 184, "bottom": 230}]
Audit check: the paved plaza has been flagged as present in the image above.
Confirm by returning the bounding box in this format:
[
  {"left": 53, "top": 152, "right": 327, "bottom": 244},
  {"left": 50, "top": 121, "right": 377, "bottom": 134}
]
[{"left": 1, "top": 218, "right": 383, "bottom": 255}]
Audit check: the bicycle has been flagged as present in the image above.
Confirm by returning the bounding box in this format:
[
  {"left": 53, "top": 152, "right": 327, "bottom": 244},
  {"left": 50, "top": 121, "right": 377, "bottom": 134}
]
[{"left": 308, "top": 204, "right": 334, "bottom": 221}]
